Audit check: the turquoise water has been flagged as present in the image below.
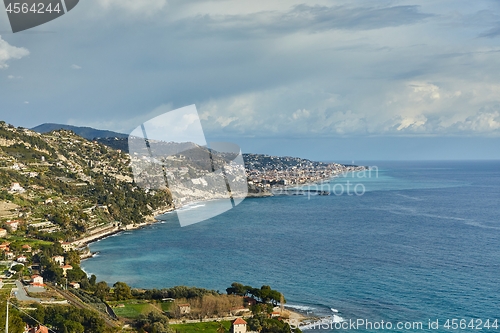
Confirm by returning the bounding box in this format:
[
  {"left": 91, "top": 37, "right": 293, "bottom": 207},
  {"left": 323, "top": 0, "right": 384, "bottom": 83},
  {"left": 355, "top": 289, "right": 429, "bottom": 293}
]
[{"left": 82, "top": 161, "right": 500, "bottom": 332}]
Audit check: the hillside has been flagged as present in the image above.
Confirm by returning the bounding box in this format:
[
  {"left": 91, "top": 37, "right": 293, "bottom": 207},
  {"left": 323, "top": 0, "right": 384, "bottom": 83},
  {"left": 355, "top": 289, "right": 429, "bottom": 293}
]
[
  {"left": 2, "top": 121, "right": 362, "bottom": 242},
  {"left": 32, "top": 123, "right": 128, "bottom": 140},
  {"left": 0, "top": 121, "right": 172, "bottom": 242},
  {"left": 32, "top": 123, "right": 130, "bottom": 152},
  {"left": 0, "top": 120, "right": 353, "bottom": 333}
]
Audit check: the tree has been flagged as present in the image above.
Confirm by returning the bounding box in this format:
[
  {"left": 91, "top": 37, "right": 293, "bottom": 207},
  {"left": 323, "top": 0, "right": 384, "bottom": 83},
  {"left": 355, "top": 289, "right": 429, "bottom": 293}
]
[
  {"left": 248, "top": 317, "right": 263, "bottom": 332},
  {"left": 113, "top": 281, "right": 132, "bottom": 301},
  {"left": 64, "top": 320, "right": 85, "bottom": 333},
  {"left": 226, "top": 282, "right": 246, "bottom": 295},
  {"left": 41, "top": 261, "right": 64, "bottom": 283},
  {"left": 269, "top": 290, "right": 284, "bottom": 306},
  {"left": 94, "top": 281, "right": 110, "bottom": 300},
  {"left": 66, "top": 267, "right": 86, "bottom": 282},
  {"left": 11, "top": 264, "right": 24, "bottom": 272},
  {"left": 0, "top": 302, "right": 26, "bottom": 333},
  {"left": 259, "top": 285, "right": 272, "bottom": 303},
  {"left": 135, "top": 312, "right": 171, "bottom": 333},
  {"left": 89, "top": 274, "right": 97, "bottom": 286},
  {"left": 65, "top": 250, "right": 81, "bottom": 266}
]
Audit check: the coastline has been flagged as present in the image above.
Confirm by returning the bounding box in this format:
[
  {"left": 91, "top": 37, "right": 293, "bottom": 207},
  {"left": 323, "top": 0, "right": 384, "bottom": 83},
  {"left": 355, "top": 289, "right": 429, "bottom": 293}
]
[
  {"left": 75, "top": 191, "right": 273, "bottom": 253},
  {"left": 74, "top": 206, "right": 175, "bottom": 251},
  {"left": 77, "top": 199, "right": 344, "bottom": 328},
  {"left": 74, "top": 169, "right": 361, "bottom": 254}
]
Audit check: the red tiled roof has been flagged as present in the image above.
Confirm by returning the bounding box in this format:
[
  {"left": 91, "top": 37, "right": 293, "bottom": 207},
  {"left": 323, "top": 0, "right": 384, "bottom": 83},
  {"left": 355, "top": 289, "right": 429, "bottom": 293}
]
[
  {"left": 233, "top": 318, "right": 247, "bottom": 325},
  {"left": 32, "top": 326, "right": 49, "bottom": 333}
]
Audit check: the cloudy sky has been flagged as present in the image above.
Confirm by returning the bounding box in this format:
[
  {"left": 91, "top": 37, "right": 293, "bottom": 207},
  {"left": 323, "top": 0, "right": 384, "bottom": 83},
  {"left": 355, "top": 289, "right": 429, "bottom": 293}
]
[{"left": 1, "top": 0, "right": 500, "bottom": 160}]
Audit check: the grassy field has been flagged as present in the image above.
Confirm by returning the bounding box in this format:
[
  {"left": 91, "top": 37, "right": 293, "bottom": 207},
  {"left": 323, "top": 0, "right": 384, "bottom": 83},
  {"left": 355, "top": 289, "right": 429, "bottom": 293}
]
[
  {"left": 108, "top": 300, "right": 162, "bottom": 319},
  {"left": 0, "top": 287, "right": 11, "bottom": 298},
  {"left": 2, "top": 236, "right": 53, "bottom": 247},
  {"left": 171, "top": 321, "right": 232, "bottom": 333},
  {"left": 160, "top": 301, "right": 173, "bottom": 312}
]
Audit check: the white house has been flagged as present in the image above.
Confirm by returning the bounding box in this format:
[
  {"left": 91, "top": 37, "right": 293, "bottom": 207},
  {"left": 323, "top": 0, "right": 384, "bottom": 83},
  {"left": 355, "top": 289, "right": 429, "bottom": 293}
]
[
  {"left": 17, "top": 255, "right": 27, "bottom": 263},
  {"left": 60, "top": 242, "right": 73, "bottom": 252},
  {"left": 31, "top": 275, "right": 43, "bottom": 287},
  {"left": 52, "top": 255, "right": 64, "bottom": 266},
  {"left": 178, "top": 304, "right": 191, "bottom": 315},
  {"left": 10, "top": 183, "right": 25, "bottom": 193},
  {"left": 231, "top": 318, "right": 247, "bottom": 333},
  {"left": 69, "top": 282, "right": 80, "bottom": 289},
  {"left": 5, "top": 220, "right": 19, "bottom": 231}
]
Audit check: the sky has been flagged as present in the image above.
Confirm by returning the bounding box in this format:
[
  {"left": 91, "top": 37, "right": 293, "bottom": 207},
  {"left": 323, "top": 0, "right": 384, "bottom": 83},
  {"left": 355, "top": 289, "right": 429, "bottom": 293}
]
[{"left": 1, "top": 0, "right": 500, "bottom": 160}]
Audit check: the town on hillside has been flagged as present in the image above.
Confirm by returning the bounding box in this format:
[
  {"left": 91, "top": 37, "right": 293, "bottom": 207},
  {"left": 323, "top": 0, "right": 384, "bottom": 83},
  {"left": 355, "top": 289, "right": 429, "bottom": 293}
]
[{"left": 0, "top": 122, "right": 338, "bottom": 332}]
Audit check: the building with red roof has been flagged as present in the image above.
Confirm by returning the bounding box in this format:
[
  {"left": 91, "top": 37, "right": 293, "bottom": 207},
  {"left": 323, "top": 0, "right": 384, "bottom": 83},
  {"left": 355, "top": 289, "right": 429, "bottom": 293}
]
[
  {"left": 31, "top": 275, "right": 44, "bottom": 287},
  {"left": 232, "top": 318, "right": 247, "bottom": 333},
  {"left": 26, "top": 325, "right": 49, "bottom": 333}
]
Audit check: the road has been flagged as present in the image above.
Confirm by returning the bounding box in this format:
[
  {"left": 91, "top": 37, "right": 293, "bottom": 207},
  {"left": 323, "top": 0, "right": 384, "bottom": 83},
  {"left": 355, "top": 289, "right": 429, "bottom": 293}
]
[{"left": 14, "top": 281, "right": 41, "bottom": 302}]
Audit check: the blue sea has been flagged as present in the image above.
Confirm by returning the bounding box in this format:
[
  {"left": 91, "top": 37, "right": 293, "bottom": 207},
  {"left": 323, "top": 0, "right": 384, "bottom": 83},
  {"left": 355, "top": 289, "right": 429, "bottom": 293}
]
[{"left": 82, "top": 161, "right": 500, "bottom": 332}]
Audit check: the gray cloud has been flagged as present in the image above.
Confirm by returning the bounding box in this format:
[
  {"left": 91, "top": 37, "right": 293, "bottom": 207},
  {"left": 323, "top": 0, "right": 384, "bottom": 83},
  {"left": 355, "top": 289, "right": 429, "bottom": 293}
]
[
  {"left": 479, "top": 25, "right": 500, "bottom": 37},
  {"left": 2, "top": 0, "right": 500, "bottom": 150},
  {"left": 172, "top": 4, "right": 432, "bottom": 38}
]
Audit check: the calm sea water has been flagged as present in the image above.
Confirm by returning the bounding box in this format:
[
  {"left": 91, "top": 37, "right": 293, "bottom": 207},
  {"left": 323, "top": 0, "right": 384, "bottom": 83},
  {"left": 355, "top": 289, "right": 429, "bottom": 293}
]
[{"left": 82, "top": 161, "right": 500, "bottom": 332}]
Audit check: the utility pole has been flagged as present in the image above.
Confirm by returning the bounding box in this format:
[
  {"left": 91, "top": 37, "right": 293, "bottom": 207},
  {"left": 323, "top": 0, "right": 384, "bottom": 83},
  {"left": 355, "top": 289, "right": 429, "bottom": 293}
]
[{"left": 5, "top": 299, "right": 8, "bottom": 333}]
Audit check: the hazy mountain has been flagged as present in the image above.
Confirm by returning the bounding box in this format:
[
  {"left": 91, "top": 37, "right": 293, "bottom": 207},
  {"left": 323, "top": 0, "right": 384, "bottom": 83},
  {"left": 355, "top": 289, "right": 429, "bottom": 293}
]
[{"left": 32, "top": 123, "right": 128, "bottom": 140}]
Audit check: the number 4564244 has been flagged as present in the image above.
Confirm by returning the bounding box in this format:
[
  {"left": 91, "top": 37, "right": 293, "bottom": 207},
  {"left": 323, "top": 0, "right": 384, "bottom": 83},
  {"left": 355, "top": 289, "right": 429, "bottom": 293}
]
[
  {"left": 443, "top": 319, "right": 499, "bottom": 330},
  {"left": 5, "top": 2, "right": 61, "bottom": 14}
]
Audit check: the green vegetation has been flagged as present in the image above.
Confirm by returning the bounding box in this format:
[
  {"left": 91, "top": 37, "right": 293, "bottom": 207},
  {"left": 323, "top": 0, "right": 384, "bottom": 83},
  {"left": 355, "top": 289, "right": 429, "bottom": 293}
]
[
  {"left": 0, "top": 123, "right": 173, "bottom": 242},
  {"left": 160, "top": 302, "right": 173, "bottom": 312},
  {"left": 0, "top": 121, "right": 306, "bottom": 333},
  {"left": 247, "top": 314, "right": 300, "bottom": 333},
  {"left": 70, "top": 288, "right": 109, "bottom": 314},
  {"left": 0, "top": 300, "right": 26, "bottom": 333},
  {"left": 22, "top": 304, "right": 113, "bottom": 333},
  {"left": 0, "top": 271, "right": 298, "bottom": 333},
  {"left": 171, "top": 321, "right": 231, "bottom": 333},
  {"left": 134, "top": 311, "right": 171, "bottom": 333},
  {"left": 227, "top": 283, "right": 285, "bottom": 306},
  {"left": 133, "top": 286, "right": 219, "bottom": 301},
  {"left": 108, "top": 300, "right": 158, "bottom": 319}
]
